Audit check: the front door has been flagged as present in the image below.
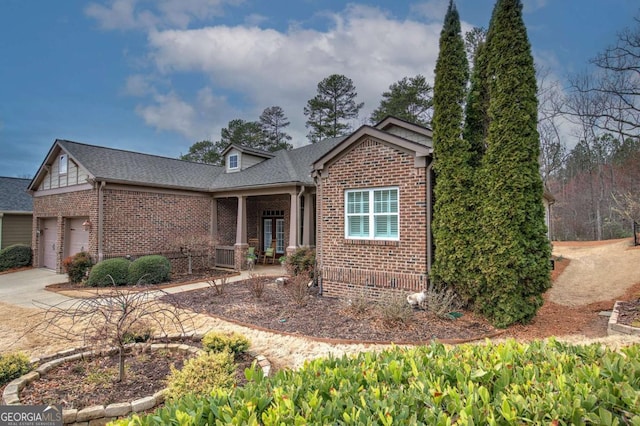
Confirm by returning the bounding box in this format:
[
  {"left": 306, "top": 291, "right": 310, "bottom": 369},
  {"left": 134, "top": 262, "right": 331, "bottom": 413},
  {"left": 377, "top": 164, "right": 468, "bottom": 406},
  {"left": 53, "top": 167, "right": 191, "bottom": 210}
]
[{"left": 263, "top": 217, "right": 285, "bottom": 255}]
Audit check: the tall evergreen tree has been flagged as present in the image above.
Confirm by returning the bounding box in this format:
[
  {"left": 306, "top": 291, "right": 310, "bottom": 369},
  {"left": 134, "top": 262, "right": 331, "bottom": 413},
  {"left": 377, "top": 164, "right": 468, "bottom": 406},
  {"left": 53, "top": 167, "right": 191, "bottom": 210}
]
[
  {"left": 475, "top": 0, "right": 551, "bottom": 327},
  {"left": 370, "top": 75, "right": 433, "bottom": 126},
  {"left": 431, "top": 1, "right": 473, "bottom": 298},
  {"left": 304, "top": 74, "right": 364, "bottom": 143},
  {"left": 259, "top": 106, "right": 293, "bottom": 151}
]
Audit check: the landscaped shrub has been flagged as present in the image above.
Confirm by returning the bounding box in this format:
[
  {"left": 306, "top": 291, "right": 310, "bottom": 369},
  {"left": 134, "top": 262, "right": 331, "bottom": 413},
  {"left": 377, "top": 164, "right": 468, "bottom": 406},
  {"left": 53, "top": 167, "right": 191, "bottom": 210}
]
[
  {"left": 0, "top": 244, "right": 32, "bottom": 272},
  {"left": 282, "top": 247, "right": 315, "bottom": 277},
  {"left": 202, "top": 331, "right": 250, "bottom": 355},
  {"left": 128, "top": 255, "right": 170, "bottom": 285},
  {"left": 0, "top": 352, "right": 31, "bottom": 386},
  {"left": 164, "top": 350, "right": 236, "bottom": 402},
  {"left": 86, "top": 258, "right": 131, "bottom": 287},
  {"left": 62, "top": 251, "right": 93, "bottom": 283},
  {"left": 118, "top": 339, "right": 640, "bottom": 425}
]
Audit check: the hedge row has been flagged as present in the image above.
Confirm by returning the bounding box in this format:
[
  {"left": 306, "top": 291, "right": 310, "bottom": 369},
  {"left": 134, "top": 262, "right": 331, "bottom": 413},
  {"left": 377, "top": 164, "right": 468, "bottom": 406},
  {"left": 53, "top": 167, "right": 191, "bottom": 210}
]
[
  {"left": 0, "top": 244, "right": 32, "bottom": 272},
  {"left": 87, "top": 255, "right": 170, "bottom": 287},
  {"left": 117, "top": 339, "right": 639, "bottom": 425}
]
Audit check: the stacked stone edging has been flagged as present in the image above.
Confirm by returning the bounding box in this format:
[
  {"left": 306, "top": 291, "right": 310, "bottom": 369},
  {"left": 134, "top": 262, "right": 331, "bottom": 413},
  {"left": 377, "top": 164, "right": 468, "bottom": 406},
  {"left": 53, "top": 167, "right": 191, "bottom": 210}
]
[
  {"left": 2, "top": 334, "right": 272, "bottom": 425},
  {"left": 608, "top": 301, "right": 640, "bottom": 336}
]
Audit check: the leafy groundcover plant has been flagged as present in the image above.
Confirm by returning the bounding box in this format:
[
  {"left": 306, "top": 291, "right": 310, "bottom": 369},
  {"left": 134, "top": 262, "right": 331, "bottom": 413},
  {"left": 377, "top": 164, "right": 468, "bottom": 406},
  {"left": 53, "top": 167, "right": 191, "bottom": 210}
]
[{"left": 115, "top": 339, "right": 639, "bottom": 425}]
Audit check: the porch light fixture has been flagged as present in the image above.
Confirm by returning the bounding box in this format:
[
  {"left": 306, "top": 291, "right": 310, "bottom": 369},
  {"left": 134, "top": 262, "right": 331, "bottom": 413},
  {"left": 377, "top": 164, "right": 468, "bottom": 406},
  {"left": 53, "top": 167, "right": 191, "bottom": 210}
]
[{"left": 82, "top": 220, "right": 92, "bottom": 231}]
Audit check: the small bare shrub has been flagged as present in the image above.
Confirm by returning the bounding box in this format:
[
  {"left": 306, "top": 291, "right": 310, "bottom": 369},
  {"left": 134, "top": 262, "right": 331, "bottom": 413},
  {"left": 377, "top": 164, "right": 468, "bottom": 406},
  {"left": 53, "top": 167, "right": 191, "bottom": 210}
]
[
  {"left": 378, "top": 292, "right": 413, "bottom": 327},
  {"left": 422, "top": 282, "right": 462, "bottom": 319},
  {"left": 283, "top": 272, "right": 311, "bottom": 307},
  {"left": 342, "top": 289, "right": 373, "bottom": 316},
  {"left": 208, "top": 275, "right": 228, "bottom": 295},
  {"left": 248, "top": 273, "right": 265, "bottom": 299}
]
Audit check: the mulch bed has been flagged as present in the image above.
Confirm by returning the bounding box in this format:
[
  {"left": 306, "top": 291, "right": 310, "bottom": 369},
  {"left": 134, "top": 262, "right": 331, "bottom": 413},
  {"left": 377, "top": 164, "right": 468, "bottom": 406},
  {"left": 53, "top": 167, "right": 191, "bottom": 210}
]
[
  {"left": 164, "top": 277, "right": 499, "bottom": 343},
  {"left": 616, "top": 299, "right": 640, "bottom": 327},
  {"left": 18, "top": 346, "right": 254, "bottom": 411}
]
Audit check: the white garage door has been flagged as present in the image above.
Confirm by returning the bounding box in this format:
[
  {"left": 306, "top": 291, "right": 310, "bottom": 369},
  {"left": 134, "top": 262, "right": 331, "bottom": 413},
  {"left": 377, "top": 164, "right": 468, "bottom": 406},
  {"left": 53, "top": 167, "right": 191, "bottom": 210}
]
[
  {"left": 41, "top": 218, "right": 57, "bottom": 270},
  {"left": 66, "top": 217, "right": 89, "bottom": 258}
]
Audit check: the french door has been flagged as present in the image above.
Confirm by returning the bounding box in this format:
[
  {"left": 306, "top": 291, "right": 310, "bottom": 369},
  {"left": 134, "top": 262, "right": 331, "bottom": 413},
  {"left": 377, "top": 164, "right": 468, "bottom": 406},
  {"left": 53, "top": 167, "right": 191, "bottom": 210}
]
[{"left": 263, "top": 217, "right": 285, "bottom": 254}]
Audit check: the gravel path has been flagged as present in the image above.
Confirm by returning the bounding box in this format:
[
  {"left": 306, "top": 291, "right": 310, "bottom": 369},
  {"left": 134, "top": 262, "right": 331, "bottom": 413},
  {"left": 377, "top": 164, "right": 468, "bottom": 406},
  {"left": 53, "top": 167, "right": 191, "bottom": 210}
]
[{"left": 550, "top": 239, "right": 640, "bottom": 306}]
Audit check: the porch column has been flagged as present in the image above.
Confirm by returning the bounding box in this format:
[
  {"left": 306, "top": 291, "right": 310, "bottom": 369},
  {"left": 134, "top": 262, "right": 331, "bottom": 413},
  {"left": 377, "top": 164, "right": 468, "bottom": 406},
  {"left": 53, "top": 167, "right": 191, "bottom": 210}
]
[
  {"left": 302, "top": 193, "right": 314, "bottom": 246},
  {"left": 287, "top": 192, "right": 298, "bottom": 254},
  {"left": 234, "top": 195, "right": 248, "bottom": 270}
]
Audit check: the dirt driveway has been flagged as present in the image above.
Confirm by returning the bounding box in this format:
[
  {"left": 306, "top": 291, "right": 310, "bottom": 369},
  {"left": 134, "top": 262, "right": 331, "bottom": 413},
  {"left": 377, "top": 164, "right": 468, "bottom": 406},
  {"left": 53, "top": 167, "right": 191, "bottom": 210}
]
[{"left": 550, "top": 239, "right": 640, "bottom": 306}]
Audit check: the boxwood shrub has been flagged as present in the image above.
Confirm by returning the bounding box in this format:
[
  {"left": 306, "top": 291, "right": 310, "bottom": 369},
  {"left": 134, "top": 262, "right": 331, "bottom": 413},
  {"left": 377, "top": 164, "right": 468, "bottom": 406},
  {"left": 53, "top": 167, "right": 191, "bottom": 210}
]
[
  {"left": 202, "top": 331, "right": 250, "bottom": 355},
  {"left": 164, "top": 350, "right": 237, "bottom": 402},
  {"left": 128, "top": 255, "right": 170, "bottom": 285},
  {"left": 0, "top": 244, "right": 32, "bottom": 272},
  {"left": 118, "top": 339, "right": 640, "bottom": 425},
  {"left": 0, "top": 352, "right": 31, "bottom": 386},
  {"left": 86, "top": 258, "right": 131, "bottom": 287}
]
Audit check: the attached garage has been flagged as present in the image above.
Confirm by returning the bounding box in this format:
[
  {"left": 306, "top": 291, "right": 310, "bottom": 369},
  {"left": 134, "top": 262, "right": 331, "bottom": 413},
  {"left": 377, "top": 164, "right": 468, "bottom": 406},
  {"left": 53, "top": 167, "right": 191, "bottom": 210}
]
[
  {"left": 65, "top": 217, "right": 89, "bottom": 258},
  {"left": 40, "top": 218, "right": 57, "bottom": 270}
]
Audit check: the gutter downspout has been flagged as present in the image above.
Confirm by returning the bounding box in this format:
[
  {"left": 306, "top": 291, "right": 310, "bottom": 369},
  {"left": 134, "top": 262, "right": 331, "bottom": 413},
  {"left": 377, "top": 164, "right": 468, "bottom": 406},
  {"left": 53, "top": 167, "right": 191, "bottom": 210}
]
[
  {"left": 297, "top": 185, "right": 305, "bottom": 247},
  {"left": 98, "top": 181, "right": 105, "bottom": 262},
  {"left": 426, "top": 158, "right": 434, "bottom": 273}
]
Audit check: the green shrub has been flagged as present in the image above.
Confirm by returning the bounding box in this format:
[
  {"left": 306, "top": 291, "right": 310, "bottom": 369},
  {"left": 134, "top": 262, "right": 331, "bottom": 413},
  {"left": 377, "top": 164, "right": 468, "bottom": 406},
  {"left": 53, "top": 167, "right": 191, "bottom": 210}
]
[
  {"left": 164, "top": 351, "right": 236, "bottom": 402},
  {"left": 116, "top": 339, "right": 640, "bottom": 425},
  {"left": 0, "top": 244, "right": 32, "bottom": 272},
  {"left": 86, "top": 258, "right": 131, "bottom": 287},
  {"left": 128, "top": 255, "right": 170, "bottom": 285},
  {"left": 62, "top": 251, "right": 93, "bottom": 283},
  {"left": 282, "top": 247, "right": 315, "bottom": 277},
  {"left": 0, "top": 352, "right": 31, "bottom": 386},
  {"left": 202, "top": 331, "right": 250, "bottom": 355}
]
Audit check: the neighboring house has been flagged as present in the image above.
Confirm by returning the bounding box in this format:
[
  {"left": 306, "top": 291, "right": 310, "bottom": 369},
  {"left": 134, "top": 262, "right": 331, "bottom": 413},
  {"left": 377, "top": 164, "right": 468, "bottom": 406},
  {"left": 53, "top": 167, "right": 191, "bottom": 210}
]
[
  {"left": 0, "top": 177, "right": 33, "bottom": 249},
  {"left": 28, "top": 117, "right": 553, "bottom": 299}
]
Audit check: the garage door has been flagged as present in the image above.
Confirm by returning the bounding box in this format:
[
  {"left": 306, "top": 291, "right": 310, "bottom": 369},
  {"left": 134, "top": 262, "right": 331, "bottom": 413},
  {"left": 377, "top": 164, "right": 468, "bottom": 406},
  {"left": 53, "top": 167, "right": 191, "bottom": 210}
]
[
  {"left": 66, "top": 217, "right": 89, "bottom": 258},
  {"left": 41, "top": 218, "right": 57, "bottom": 270}
]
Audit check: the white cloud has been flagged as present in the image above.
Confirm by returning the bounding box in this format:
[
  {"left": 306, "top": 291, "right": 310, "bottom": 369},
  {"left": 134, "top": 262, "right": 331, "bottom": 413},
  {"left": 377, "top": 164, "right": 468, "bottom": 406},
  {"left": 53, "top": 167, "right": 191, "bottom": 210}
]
[
  {"left": 137, "top": 4, "right": 443, "bottom": 144},
  {"left": 410, "top": 0, "right": 449, "bottom": 21},
  {"left": 523, "top": 0, "right": 548, "bottom": 13},
  {"left": 85, "top": 0, "right": 241, "bottom": 31}
]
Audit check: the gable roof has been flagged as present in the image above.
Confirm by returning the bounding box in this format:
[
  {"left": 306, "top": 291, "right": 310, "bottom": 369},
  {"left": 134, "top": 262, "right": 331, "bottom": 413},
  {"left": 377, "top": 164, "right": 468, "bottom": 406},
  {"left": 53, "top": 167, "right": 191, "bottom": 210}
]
[
  {"left": 0, "top": 177, "right": 33, "bottom": 212},
  {"left": 29, "top": 140, "right": 225, "bottom": 192},
  {"left": 221, "top": 143, "right": 275, "bottom": 159}
]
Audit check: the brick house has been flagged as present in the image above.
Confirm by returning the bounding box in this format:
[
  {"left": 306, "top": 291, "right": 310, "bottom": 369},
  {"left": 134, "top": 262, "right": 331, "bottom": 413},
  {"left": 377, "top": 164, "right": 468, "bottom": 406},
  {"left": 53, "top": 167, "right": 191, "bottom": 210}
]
[{"left": 28, "top": 117, "right": 552, "bottom": 298}]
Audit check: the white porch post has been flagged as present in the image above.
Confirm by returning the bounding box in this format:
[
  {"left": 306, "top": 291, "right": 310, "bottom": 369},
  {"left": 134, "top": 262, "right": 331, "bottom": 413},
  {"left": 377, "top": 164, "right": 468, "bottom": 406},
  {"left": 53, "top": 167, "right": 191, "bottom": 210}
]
[
  {"left": 302, "top": 193, "right": 314, "bottom": 246},
  {"left": 287, "top": 192, "right": 298, "bottom": 253}
]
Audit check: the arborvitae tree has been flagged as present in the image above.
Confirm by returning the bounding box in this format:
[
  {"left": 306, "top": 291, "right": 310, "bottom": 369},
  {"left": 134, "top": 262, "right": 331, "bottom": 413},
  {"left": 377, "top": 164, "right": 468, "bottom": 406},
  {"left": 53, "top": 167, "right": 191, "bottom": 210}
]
[
  {"left": 475, "top": 0, "right": 551, "bottom": 327},
  {"left": 304, "top": 74, "right": 364, "bottom": 143},
  {"left": 370, "top": 75, "right": 433, "bottom": 126},
  {"left": 431, "top": 1, "right": 473, "bottom": 299},
  {"left": 259, "top": 106, "right": 293, "bottom": 151},
  {"left": 464, "top": 37, "right": 489, "bottom": 168}
]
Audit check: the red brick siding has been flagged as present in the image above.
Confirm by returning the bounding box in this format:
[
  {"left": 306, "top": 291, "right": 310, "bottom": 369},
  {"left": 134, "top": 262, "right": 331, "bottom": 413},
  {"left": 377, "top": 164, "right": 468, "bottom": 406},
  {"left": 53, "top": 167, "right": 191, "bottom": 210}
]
[
  {"left": 32, "top": 189, "right": 98, "bottom": 272},
  {"left": 216, "top": 198, "right": 237, "bottom": 246},
  {"left": 102, "top": 188, "right": 211, "bottom": 256},
  {"left": 317, "top": 138, "right": 428, "bottom": 298}
]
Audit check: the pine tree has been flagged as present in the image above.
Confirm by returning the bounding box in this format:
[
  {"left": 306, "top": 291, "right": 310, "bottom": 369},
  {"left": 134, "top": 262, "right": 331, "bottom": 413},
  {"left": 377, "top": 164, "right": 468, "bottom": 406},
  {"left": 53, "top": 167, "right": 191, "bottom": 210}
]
[
  {"left": 370, "top": 75, "right": 433, "bottom": 126},
  {"left": 259, "top": 106, "right": 293, "bottom": 151},
  {"left": 431, "top": 1, "right": 474, "bottom": 299},
  {"left": 304, "top": 74, "right": 364, "bottom": 143},
  {"left": 475, "top": 0, "right": 551, "bottom": 327}
]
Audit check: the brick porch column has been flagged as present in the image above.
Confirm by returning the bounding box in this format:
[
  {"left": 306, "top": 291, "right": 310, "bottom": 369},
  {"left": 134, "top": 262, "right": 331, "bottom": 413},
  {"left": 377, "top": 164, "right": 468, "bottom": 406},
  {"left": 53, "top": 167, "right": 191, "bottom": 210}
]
[
  {"left": 234, "top": 195, "right": 248, "bottom": 270},
  {"left": 302, "top": 192, "right": 314, "bottom": 246}
]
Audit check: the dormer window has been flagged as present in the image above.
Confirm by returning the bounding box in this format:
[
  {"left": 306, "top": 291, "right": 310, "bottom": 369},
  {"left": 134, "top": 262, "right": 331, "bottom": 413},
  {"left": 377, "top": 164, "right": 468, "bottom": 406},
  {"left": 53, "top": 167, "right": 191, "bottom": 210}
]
[
  {"left": 59, "top": 154, "right": 68, "bottom": 175},
  {"left": 228, "top": 154, "right": 239, "bottom": 170}
]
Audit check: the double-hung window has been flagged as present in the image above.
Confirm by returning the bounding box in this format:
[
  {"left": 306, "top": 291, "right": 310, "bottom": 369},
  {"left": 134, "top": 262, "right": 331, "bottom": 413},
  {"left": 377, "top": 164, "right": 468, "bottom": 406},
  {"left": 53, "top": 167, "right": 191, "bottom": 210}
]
[
  {"left": 345, "top": 187, "right": 399, "bottom": 240},
  {"left": 228, "top": 154, "right": 239, "bottom": 170}
]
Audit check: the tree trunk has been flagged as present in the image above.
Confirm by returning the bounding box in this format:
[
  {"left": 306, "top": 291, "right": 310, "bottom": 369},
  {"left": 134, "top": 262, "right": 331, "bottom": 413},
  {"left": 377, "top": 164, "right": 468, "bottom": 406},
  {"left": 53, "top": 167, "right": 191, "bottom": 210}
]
[{"left": 118, "top": 347, "right": 125, "bottom": 382}]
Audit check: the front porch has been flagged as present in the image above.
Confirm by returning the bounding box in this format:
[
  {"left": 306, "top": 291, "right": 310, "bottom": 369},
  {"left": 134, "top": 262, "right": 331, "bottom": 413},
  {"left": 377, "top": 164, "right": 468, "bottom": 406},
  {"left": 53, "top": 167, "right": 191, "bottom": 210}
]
[{"left": 213, "top": 187, "right": 315, "bottom": 271}]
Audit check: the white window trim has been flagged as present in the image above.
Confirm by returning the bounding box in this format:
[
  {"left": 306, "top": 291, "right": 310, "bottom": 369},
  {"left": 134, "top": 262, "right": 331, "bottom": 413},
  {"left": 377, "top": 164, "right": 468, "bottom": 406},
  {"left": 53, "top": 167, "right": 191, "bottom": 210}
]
[
  {"left": 59, "top": 154, "right": 68, "bottom": 175},
  {"left": 344, "top": 187, "right": 399, "bottom": 241},
  {"left": 228, "top": 154, "right": 239, "bottom": 170}
]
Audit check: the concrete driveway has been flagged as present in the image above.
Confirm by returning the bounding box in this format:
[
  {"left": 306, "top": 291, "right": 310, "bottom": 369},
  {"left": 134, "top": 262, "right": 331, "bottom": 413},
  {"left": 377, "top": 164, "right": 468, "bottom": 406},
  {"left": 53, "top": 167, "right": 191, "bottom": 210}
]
[{"left": 0, "top": 268, "right": 71, "bottom": 308}]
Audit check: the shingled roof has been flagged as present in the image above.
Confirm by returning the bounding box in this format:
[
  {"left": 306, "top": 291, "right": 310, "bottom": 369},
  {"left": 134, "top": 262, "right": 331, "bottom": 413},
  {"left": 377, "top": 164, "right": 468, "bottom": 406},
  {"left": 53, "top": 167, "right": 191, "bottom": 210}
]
[{"left": 0, "top": 177, "right": 33, "bottom": 212}]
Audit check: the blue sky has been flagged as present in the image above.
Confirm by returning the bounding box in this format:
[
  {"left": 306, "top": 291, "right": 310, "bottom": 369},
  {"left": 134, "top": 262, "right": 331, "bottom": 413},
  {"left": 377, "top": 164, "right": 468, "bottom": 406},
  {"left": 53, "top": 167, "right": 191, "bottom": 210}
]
[{"left": 1, "top": 0, "right": 638, "bottom": 178}]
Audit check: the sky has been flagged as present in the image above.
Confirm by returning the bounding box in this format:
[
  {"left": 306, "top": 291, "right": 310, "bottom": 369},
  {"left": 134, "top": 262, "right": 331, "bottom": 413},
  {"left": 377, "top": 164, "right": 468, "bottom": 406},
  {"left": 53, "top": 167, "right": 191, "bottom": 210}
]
[{"left": 0, "top": 0, "right": 638, "bottom": 179}]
